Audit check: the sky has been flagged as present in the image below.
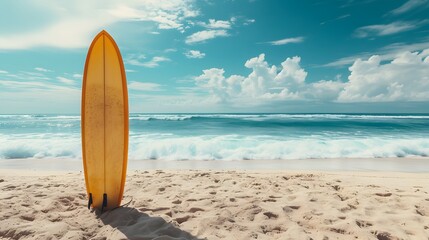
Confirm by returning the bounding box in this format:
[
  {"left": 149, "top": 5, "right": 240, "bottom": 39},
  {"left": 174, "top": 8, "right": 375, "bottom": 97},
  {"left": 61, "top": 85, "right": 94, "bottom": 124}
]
[{"left": 0, "top": 0, "right": 429, "bottom": 114}]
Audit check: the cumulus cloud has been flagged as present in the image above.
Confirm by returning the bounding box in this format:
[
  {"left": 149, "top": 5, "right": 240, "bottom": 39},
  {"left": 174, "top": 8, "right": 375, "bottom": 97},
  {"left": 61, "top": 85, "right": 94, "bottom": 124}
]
[
  {"left": 267, "top": 37, "right": 304, "bottom": 45},
  {"left": 184, "top": 50, "right": 205, "bottom": 59},
  {"left": 195, "top": 54, "right": 317, "bottom": 103},
  {"left": 354, "top": 21, "right": 417, "bottom": 38},
  {"left": 185, "top": 29, "right": 229, "bottom": 44},
  {"left": 0, "top": 0, "right": 198, "bottom": 49},
  {"left": 338, "top": 50, "right": 429, "bottom": 102},
  {"left": 194, "top": 50, "right": 429, "bottom": 104}
]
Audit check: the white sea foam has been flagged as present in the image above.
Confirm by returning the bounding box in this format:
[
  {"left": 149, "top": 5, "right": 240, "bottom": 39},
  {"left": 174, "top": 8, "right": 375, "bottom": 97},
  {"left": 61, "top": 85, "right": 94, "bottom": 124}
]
[
  {"left": 1, "top": 133, "right": 428, "bottom": 160},
  {"left": 128, "top": 135, "right": 429, "bottom": 160},
  {"left": 0, "top": 134, "right": 81, "bottom": 159}
]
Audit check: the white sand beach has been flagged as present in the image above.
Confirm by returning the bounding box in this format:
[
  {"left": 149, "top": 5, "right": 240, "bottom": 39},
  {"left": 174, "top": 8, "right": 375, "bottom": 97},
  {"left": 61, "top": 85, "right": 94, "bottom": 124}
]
[{"left": 1, "top": 165, "right": 428, "bottom": 239}]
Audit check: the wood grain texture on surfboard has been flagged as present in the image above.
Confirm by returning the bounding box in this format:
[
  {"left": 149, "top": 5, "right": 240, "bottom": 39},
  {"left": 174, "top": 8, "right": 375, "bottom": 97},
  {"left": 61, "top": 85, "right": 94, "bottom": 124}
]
[{"left": 81, "top": 30, "right": 129, "bottom": 210}]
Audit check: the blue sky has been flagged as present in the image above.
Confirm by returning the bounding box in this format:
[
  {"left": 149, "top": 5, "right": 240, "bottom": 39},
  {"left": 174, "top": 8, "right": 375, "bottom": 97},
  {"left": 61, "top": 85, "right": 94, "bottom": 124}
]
[{"left": 0, "top": 0, "right": 429, "bottom": 114}]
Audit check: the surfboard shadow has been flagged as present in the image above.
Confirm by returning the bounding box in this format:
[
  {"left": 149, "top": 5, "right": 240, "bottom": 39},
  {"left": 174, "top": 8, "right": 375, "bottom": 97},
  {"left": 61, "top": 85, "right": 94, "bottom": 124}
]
[{"left": 97, "top": 207, "right": 203, "bottom": 240}]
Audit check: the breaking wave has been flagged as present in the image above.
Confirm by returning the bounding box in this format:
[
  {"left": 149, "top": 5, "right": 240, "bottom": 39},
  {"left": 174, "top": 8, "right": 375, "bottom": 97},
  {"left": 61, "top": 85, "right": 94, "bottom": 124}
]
[{"left": 1, "top": 134, "right": 428, "bottom": 160}]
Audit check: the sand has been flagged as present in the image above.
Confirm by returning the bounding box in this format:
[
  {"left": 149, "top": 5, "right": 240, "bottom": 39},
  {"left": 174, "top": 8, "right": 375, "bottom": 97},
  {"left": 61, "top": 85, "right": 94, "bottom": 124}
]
[{"left": 0, "top": 169, "right": 428, "bottom": 239}]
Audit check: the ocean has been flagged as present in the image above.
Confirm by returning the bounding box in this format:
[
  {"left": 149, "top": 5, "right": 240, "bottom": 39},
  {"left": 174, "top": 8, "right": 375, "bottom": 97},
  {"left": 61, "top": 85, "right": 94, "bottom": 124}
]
[{"left": 0, "top": 113, "right": 428, "bottom": 161}]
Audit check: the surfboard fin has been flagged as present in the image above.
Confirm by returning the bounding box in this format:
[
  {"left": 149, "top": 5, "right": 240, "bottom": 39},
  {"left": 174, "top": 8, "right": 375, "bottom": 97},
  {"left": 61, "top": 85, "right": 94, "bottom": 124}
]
[
  {"left": 101, "top": 193, "right": 108, "bottom": 212},
  {"left": 87, "top": 193, "right": 93, "bottom": 209}
]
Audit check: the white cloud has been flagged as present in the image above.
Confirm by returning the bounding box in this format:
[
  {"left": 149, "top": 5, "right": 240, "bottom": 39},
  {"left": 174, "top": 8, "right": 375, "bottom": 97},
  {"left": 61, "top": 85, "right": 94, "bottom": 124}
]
[
  {"left": 128, "top": 81, "right": 162, "bottom": 91},
  {"left": 324, "top": 39, "right": 429, "bottom": 67},
  {"left": 164, "top": 48, "right": 177, "bottom": 53},
  {"left": 389, "top": 0, "right": 428, "bottom": 15},
  {"left": 34, "top": 67, "right": 51, "bottom": 72},
  {"left": 0, "top": 70, "right": 8, "bottom": 74},
  {"left": 195, "top": 54, "right": 312, "bottom": 103},
  {"left": 5, "top": 71, "right": 49, "bottom": 81},
  {"left": 187, "top": 18, "right": 234, "bottom": 44},
  {"left": 185, "top": 29, "right": 229, "bottom": 44},
  {"left": 0, "top": 78, "right": 79, "bottom": 93},
  {"left": 126, "top": 55, "right": 170, "bottom": 68},
  {"left": 0, "top": 0, "right": 198, "bottom": 49},
  {"left": 57, "top": 76, "right": 75, "bottom": 85},
  {"left": 0, "top": 78, "right": 80, "bottom": 113},
  {"left": 108, "top": 1, "right": 198, "bottom": 31},
  {"left": 198, "top": 19, "right": 232, "bottom": 29},
  {"left": 184, "top": 50, "right": 205, "bottom": 59},
  {"left": 243, "top": 19, "right": 255, "bottom": 25},
  {"left": 195, "top": 50, "right": 429, "bottom": 105},
  {"left": 320, "top": 14, "right": 350, "bottom": 25},
  {"left": 354, "top": 21, "right": 417, "bottom": 38},
  {"left": 73, "top": 73, "right": 83, "bottom": 78},
  {"left": 267, "top": 37, "right": 304, "bottom": 45},
  {"left": 338, "top": 50, "right": 429, "bottom": 102}
]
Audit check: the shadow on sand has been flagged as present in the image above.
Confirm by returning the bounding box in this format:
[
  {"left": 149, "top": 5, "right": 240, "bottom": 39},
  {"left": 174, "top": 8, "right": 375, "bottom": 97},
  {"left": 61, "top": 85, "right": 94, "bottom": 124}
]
[{"left": 97, "top": 207, "right": 203, "bottom": 240}]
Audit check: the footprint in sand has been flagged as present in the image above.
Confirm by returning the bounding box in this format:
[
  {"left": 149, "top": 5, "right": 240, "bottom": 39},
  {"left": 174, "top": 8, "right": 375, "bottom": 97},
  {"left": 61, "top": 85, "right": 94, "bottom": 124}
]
[
  {"left": 356, "top": 220, "right": 373, "bottom": 228},
  {"left": 174, "top": 215, "right": 191, "bottom": 224},
  {"left": 336, "top": 194, "right": 349, "bottom": 201},
  {"left": 371, "top": 230, "right": 395, "bottom": 240},
  {"left": 375, "top": 192, "right": 392, "bottom": 197},
  {"left": 331, "top": 185, "right": 341, "bottom": 191},
  {"left": 19, "top": 214, "right": 35, "bottom": 221},
  {"left": 189, "top": 207, "right": 204, "bottom": 213},
  {"left": 34, "top": 194, "right": 47, "bottom": 198},
  {"left": 263, "top": 211, "right": 278, "bottom": 219},
  {"left": 340, "top": 204, "right": 357, "bottom": 213},
  {"left": 415, "top": 205, "right": 427, "bottom": 216},
  {"left": 282, "top": 206, "right": 300, "bottom": 213},
  {"left": 330, "top": 228, "right": 347, "bottom": 234},
  {"left": 3, "top": 185, "right": 17, "bottom": 190}
]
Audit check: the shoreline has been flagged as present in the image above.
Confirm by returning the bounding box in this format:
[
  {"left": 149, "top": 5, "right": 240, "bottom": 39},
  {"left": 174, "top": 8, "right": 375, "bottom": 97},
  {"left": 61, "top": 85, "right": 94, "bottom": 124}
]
[{"left": 0, "top": 157, "right": 429, "bottom": 172}]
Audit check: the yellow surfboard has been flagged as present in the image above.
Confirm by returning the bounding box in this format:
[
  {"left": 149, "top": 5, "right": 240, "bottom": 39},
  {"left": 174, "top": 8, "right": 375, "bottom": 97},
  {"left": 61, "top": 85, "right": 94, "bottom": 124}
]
[{"left": 81, "top": 30, "right": 129, "bottom": 211}]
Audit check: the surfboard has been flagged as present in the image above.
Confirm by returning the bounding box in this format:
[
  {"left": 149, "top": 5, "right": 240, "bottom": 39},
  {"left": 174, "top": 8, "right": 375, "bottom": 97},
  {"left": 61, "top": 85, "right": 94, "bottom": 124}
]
[{"left": 81, "top": 30, "right": 129, "bottom": 211}]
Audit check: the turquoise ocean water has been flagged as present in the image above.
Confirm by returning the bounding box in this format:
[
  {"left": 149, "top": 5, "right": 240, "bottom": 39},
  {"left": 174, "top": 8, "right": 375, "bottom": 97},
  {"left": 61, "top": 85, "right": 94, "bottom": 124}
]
[{"left": 0, "top": 113, "right": 428, "bottom": 160}]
